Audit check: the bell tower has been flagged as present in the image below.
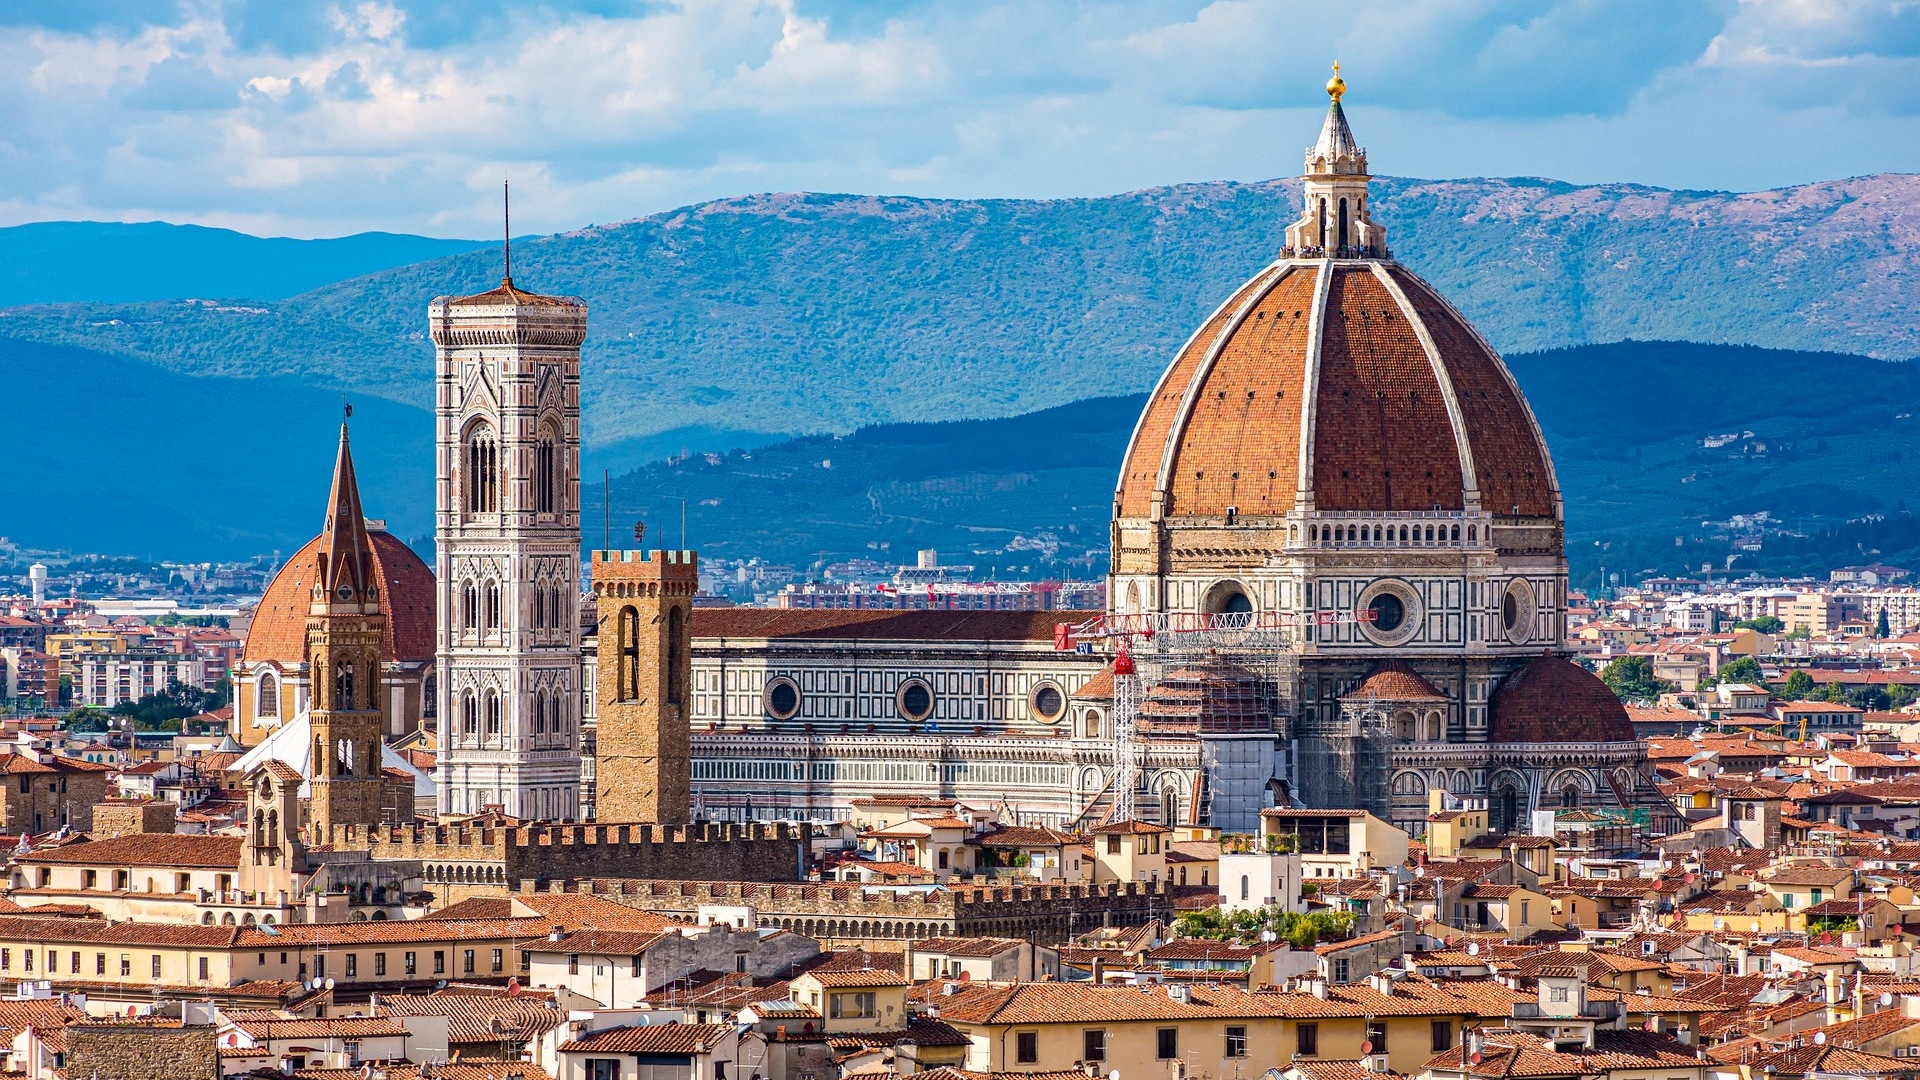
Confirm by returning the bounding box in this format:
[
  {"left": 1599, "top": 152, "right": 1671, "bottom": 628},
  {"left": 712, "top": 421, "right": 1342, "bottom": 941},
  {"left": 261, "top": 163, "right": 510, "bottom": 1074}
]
[
  {"left": 430, "top": 254, "right": 587, "bottom": 821},
  {"left": 591, "top": 548, "right": 696, "bottom": 824},
  {"left": 306, "top": 422, "right": 387, "bottom": 834}
]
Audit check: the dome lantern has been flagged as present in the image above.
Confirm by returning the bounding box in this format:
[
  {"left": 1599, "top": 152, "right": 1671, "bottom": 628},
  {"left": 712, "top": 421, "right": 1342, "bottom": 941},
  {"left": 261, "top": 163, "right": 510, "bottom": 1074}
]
[{"left": 1284, "top": 62, "right": 1387, "bottom": 259}]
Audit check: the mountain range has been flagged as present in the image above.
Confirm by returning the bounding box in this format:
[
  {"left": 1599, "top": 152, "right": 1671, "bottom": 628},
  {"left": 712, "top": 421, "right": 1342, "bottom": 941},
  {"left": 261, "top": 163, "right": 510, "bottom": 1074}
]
[{"left": 3, "top": 170, "right": 1919, "bottom": 573}]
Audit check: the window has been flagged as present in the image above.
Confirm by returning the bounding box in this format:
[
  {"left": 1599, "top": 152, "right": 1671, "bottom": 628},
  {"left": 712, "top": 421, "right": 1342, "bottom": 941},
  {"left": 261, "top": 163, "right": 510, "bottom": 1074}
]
[
  {"left": 375, "top": 953, "right": 386, "bottom": 977},
  {"left": 434, "top": 951, "right": 445, "bottom": 975},
  {"left": 829, "top": 992, "right": 876, "bottom": 1019},
  {"left": 345, "top": 954, "right": 358, "bottom": 978},
  {"left": 1225, "top": 1026, "right": 1247, "bottom": 1058},
  {"left": 492, "top": 949, "right": 504, "bottom": 974},
  {"left": 1297, "top": 1023, "right": 1319, "bottom": 1056},
  {"left": 617, "top": 607, "right": 641, "bottom": 702},
  {"left": 1083, "top": 1030, "right": 1107, "bottom": 1062},
  {"left": 258, "top": 672, "right": 280, "bottom": 717},
  {"left": 1240, "top": 875, "right": 1250, "bottom": 901},
  {"left": 1366, "top": 1021, "right": 1388, "bottom": 1053},
  {"left": 315, "top": 955, "right": 325, "bottom": 978},
  {"left": 70, "top": 951, "right": 79, "bottom": 973},
  {"left": 765, "top": 677, "right": 801, "bottom": 720},
  {"left": 84, "top": 870, "right": 97, "bottom": 889},
  {"left": 1032, "top": 684, "right": 1065, "bottom": 721},
  {"left": 1106, "top": 835, "right": 1120, "bottom": 855},
  {"left": 1549, "top": 985, "right": 1570, "bottom": 1002},
  {"left": 97, "top": 954, "right": 105, "bottom": 975},
  {"left": 21, "top": 951, "right": 30, "bottom": 972},
  {"left": 569, "top": 954, "right": 580, "bottom": 975},
  {"left": 405, "top": 952, "right": 417, "bottom": 975},
  {"left": 463, "top": 949, "right": 476, "bottom": 975},
  {"left": 1333, "top": 958, "right": 1350, "bottom": 983},
  {"left": 587, "top": 1061, "right": 620, "bottom": 1080},
  {"left": 1432, "top": 1021, "right": 1454, "bottom": 1053},
  {"left": 1156, "top": 1028, "right": 1178, "bottom": 1059},
  {"left": 666, "top": 607, "right": 686, "bottom": 706},
  {"left": 1017, "top": 1033, "right": 1038, "bottom": 1064},
  {"left": 899, "top": 679, "right": 934, "bottom": 721},
  {"left": 535, "top": 427, "right": 559, "bottom": 515},
  {"left": 463, "top": 424, "right": 499, "bottom": 514},
  {"left": 199, "top": 957, "right": 209, "bottom": 981},
  {"left": 633, "top": 956, "right": 643, "bottom": 977}
]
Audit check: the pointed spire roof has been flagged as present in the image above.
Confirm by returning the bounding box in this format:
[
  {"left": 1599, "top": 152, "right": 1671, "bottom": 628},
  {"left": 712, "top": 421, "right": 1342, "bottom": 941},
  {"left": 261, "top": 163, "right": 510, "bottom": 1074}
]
[
  {"left": 1305, "top": 61, "right": 1367, "bottom": 177},
  {"left": 319, "top": 422, "right": 377, "bottom": 608}
]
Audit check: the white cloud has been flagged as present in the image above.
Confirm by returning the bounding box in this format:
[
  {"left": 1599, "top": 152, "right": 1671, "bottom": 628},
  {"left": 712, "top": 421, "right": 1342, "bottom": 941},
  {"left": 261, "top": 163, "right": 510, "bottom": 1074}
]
[{"left": 0, "top": 0, "right": 1916, "bottom": 237}]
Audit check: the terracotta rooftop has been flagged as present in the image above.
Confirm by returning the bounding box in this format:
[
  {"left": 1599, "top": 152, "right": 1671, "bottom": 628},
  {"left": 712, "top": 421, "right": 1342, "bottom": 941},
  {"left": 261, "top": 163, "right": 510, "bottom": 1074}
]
[
  {"left": 14, "top": 833, "right": 242, "bottom": 869},
  {"left": 243, "top": 528, "right": 436, "bottom": 666}
]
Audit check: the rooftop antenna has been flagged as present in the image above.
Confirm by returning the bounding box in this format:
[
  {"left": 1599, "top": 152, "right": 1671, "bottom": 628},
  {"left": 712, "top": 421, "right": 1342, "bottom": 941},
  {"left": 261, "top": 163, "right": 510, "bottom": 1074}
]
[{"left": 502, "top": 176, "right": 513, "bottom": 286}]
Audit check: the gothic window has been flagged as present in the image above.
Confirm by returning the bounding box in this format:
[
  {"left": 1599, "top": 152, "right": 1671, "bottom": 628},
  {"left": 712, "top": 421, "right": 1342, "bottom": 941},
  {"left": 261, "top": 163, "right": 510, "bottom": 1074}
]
[
  {"left": 1560, "top": 785, "right": 1580, "bottom": 809},
  {"left": 461, "top": 581, "right": 479, "bottom": 632},
  {"left": 484, "top": 580, "right": 500, "bottom": 633},
  {"left": 335, "top": 661, "right": 354, "bottom": 710},
  {"left": 462, "top": 693, "right": 478, "bottom": 736},
  {"left": 463, "top": 423, "right": 499, "bottom": 514},
  {"left": 1338, "top": 196, "right": 1350, "bottom": 251},
  {"left": 257, "top": 672, "right": 279, "bottom": 718},
  {"left": 485, "top": 692, "right": 501, "bottom": 737},
  {"left": 532, "top": 691, "right": 547, "bottom": 735},
  {"left": 338, "top": 738, "right": 355, "bottom": 777},
  {"left": 535, "top": 424, "right": 560, "bottom": 516},
  {"left": 423, "top": 674, "right": 437, "bottom": 720},
  {"left": 1393, "top": 710, "right": 1414, "bottom": 740},
  {"left": 667, "top": 607, "right": 687, "bottom": 706},
  {"left": 618, "top": 606, "right": 640, "bottom": 702}
]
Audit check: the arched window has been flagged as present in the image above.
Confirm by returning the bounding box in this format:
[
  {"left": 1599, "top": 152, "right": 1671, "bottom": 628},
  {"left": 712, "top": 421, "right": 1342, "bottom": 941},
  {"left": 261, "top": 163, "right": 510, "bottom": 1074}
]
[
  {"left": 485, "top": 692, "right": 501, "bottom": 736},
  {"left": 334, "top": 661, "right": 354, "bottom": 711},
  {"left": 484, "top": 580, "right": 500, "bottom": 632},
  {"left": 463, "top": 423, "right": 498, "bottom": 514},
  {"left": 462, "top": 693, "right": 478, "bottom": 736},
  {"left": 1240, "top": 875, "right": 1250, "bottom": 901},
  {"left": 1560, "top": 785, "right": 1581, "bottom": 809},
  {"left": 667, "top": 607, "right": 687, "bottom": 706},
  {"left": 618, "top": 606, "right": 640, "bottom": 702},
  {"left": 462, "top": 582, "right": 478, "bottom": 632},
  {"left": 1338, "top": 196, "right": 1350, "bottom": 251},
  {"left": 1317, "top": 197, "right": 1327, "bottom": 247},
  {"left": 535, "top": 424, "right": 560, "bottom": 516},
  {"left": 423, "top": 674, "right": 437, "bottom": 720},
  {"left": 532, "top": 691, "right": 547, "bottom": 735},
  {"left": 258, "top": 672, "right": 279, "bottom": 718}
]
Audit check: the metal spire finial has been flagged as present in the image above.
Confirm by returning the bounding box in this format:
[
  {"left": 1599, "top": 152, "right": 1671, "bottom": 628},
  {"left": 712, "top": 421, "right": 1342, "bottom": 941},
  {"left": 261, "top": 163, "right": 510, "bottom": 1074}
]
[{"left": 502, "top": 176, "right": 513, "bottom": 287}]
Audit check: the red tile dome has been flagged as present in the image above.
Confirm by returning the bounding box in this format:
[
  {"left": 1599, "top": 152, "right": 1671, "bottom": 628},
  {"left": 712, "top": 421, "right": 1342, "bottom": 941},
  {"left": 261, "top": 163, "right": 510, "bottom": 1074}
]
[
  {"left": 1345, "top": 661, "right": 1447, "bottom": 702},
  {"left": 1114, "top": 260, "right": 1559, "bottom": 523},
  {"left": 243, "top": 529, "right": 437, "bottom": 666},
  {"left": 1489, "top": 653, "right": 1633, "bottom": 743}
]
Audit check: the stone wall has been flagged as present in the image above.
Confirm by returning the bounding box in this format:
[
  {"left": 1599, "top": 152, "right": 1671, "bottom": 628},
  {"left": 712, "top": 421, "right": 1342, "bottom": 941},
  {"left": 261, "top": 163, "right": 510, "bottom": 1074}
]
[
  {"left": 329, "top": 821, "right": 806, "bottom": 891},
  {"left": 66, "top": 1024, "right": 218, "bottom": 1080},
  {"left": 529, "top": 878, "right": 1173, "bottom": 946},
  {"left": 92, "top": 799, "right": 177, "bottom": 835}
]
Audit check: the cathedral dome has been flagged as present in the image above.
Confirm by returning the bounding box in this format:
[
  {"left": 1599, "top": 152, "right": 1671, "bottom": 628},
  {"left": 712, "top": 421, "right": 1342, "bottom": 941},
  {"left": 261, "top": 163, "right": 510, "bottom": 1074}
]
[
  {"left": 1113, "top": 75, "right": 1557, "bottom": 528},
  {"left": 1114, "top": 259, "right": 1558, "bottom": 523},
  {"left": 1488, "top": 653, "right": 1633, "bottom": 744},
  {"left": 243, "top": 528, "right": 437, "bottom": 666}
]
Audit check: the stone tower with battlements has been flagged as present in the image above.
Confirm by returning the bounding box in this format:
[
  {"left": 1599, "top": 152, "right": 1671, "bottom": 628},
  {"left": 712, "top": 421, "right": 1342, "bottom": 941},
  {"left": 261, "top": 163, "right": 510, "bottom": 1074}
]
[
  {"left": 431, "top": 273, "right": 586, "bottom": 820},
  {"left": 306, "top": 423, "right": 387, "bottom": 833},
  {"left": 592, "top": 549, "right": 697, "bottom": 824}
]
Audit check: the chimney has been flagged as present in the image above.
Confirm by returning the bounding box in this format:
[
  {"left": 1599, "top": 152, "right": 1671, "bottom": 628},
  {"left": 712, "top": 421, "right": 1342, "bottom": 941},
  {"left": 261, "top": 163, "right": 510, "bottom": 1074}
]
[{"left": 1092, "top": 956, "right": 1107, "bottom": 985}]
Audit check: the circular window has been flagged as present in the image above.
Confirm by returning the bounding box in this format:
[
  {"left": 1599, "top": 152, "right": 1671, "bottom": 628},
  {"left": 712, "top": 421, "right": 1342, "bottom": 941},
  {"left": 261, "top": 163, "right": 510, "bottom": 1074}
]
[
  {"left": 1031, "top": 683, "right": 1065, "bottom": 721},
  {"left": 764, "top": 677, "right": 802, "bottom": 721},
  {"left": 1356, "top": 580, "right": 1422, "bottom": 646},
  {"left": 1204, "top": 580, "right": 1255, "bottom": 616},
  {"left": 1368, "top": 593, "right": 1405, "bottom": 633},
  {"left": 897, "top": 679, "right": 935, "bottom": 722},
  {"left": 1502, "top": 580, "right": 1536, "bottom": 644}
]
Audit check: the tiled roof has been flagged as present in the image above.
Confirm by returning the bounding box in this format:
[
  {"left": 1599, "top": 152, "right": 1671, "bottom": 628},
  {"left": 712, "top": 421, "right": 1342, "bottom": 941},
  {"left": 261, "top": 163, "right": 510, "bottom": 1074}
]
[
  {"left": 236, "top": 917, "right": 546, "bottom": 948},
  {"left": 1091, "top": 819, "right": 1171, "bottom": 835},
  {"left": 15, "top": 832, "right": 242, "bottom": 870},
  {"left": 1347, "top": 661, "right": 1448, "bottom": 702},
  {"left": 825, "top": 1018, "right": 972, "bottom": 1049},
  {"left": 920, "top": 977, "right": 1525, "bottom": 1025},
  {"left": 559, "top": 1022, "right": 733, "bottom": 1055},
  {"left": 1489, "top": 653, "right": 1634, "bottom": 743},
  {"left": 534, "top": 928, "right": 669, "bottom": 955},
  {"left": 375, "top": 992, "right": 569, "bottom": 1044},
  {"left": 294, "top": 1065, "right": 554, "bottom": 1080},
  {"left": 800, "top": 967, "right": 911, "bottom": 988},
  {"left": 911, "top": 937, "right": 1025, "bottom": 958},
  {"left": 228, "top": 1015, "right": 409, "bottom": 1039},
  {"left": 691, "top": 609, "right": 1092, "bottom": 644}
]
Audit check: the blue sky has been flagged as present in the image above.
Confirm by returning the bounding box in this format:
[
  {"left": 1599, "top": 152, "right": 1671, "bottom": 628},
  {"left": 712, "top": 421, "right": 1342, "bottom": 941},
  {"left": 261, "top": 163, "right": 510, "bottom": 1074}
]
[{"left": 2, "top": 0, "right": 1917, "bottom": 237}]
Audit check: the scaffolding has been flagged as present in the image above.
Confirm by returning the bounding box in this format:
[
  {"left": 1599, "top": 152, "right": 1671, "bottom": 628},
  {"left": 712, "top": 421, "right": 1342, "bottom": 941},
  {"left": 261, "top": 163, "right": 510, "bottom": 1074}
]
[{"left": 1064, "top": 611, "right": 1298, "bottom": 827}]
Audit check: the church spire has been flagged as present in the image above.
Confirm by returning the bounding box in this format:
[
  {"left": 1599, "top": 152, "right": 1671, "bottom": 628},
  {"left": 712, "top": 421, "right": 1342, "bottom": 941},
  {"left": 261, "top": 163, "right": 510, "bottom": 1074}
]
[
  {"left": 1284, "top": 62, "right": 1388, "bottom": 260},
  {"left": 318, "top": 418, "right": 378, "bottom": 610}
]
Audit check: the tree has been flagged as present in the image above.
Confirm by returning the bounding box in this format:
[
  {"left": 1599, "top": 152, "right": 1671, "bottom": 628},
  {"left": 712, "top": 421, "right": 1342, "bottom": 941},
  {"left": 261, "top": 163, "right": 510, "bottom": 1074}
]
[
  {"left": 1890, "top": 684, "right": 1917, "bottom": 710},
  {"left": 1818, "top": 681, "right": 1852, "bottom": 704},
  {"left": 1601, "top": 656, "right": 1672, "bottom": 703},
  {"left": 1735, "top": 616, "right": 1785, "bottom": 635},
  {"left": 1782, "top": 671, "right": 1816, "bottom": 700},
  {"left": 1877, "top": 608, "right": 1892, "bottom": 638},
  {"left": 1717, "top": 657, "right": 1765, "bottom": 688}
]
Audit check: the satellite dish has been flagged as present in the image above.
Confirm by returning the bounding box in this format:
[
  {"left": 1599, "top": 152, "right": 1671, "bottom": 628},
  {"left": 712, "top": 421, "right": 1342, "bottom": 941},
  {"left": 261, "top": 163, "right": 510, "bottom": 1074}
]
[
  {"left": 1882, "top": 992, "right": 1896, "bottom": 1007},
  {"left": 324, "top": 978, "right": 335, "bottom": 990},
  {"left": 1814, "top": 1032, "right": 1827, "bottom": 1046},
  {"left": 1751, "top": 921, "right": 1762, "bottom": 933},
  {"left": 1470, "top": 1052, "right": 1483, "bottom": 1065},
  {"left": 1467, "top": 943, "right": 1480, "bottom": 956},
  {"left": 1360, "top": 1040, "right": 1374, "bottom": 1055},
  {"left": 1713, "top": 918, "right": 1725, "bottom": 931},
  {"left": 1109, "top": 1071, "right": 1121, "bottom": 1080}
]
